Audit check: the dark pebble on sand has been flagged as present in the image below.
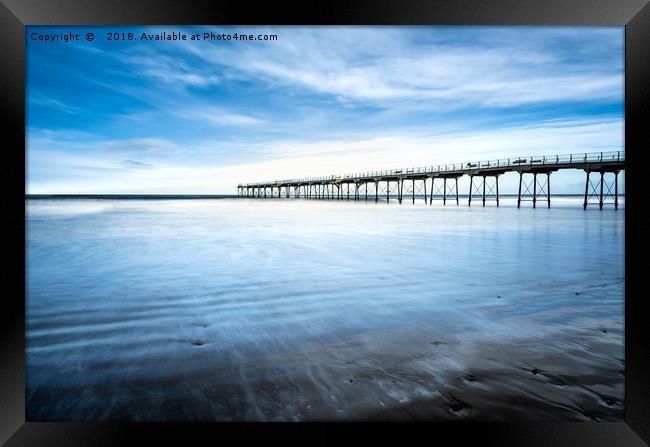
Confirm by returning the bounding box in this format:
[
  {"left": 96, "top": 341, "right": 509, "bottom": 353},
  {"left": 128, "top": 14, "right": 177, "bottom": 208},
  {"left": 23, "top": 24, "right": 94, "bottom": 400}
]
[
  {"left": 575, "top": 292, "right": 580, "bottom": 295},
  {"left": 497, "top": 295, "right": 502, "bottom": 298},
  {"left": 531, "top": 368, "right": 540, "bottom": 375},
  {"left": 602, "top": 329, "right": 608, "bottom": 334},
  {"left": 191, "top": 340, "right": 205, "bottom": 346}
]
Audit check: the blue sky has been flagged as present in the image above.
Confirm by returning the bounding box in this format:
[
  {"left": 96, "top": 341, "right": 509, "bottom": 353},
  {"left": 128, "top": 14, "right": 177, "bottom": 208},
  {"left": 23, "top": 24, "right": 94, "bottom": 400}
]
[{"left": 26, "top": 26, "right": 624, "bottom": 194}]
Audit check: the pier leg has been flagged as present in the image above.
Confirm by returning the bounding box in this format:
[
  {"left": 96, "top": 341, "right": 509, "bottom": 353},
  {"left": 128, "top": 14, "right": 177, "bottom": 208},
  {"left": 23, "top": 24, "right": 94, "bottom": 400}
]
[
  {"left": 494, "top": 175, "right": 499, "bottom": 207},
  {"left": 547, "top": 173, "right": 551, "bottom": 208},
  {"left": 386, "top": 180, "right": 389, "bottom": 203},
  {"left": 533, "top": 173, "right": 537, "bottom": 208},
  {"left": 455, "top": 178, "right": 459, "bottom": 205},
  {"left": 423, "top": 179, "right": 427, "bottom": 204},
  {"left": 430, "top": 177, "right": 434, "bottom": 205},
  {"left": 517, "top": 172, "right": 522, "bottom": 208},
  {"left": 443, "top": 178, "right": 447, "bottom": 205},
  {"left": 599, "top": 171, "right": 604, "bottom": 210},
  {"left": 496, "top": 175, "right": 500, "bottom": 207},
  {"left": 615, "top": 171, "right": 619, "bottom": 210},
  {"left": 482, "top": 176, "right": 486, "bottom": 207},
  {"left": 355, "top": 183, "right": 359, "bottom": 201},
  {"left": 411, "top": 179, "right": 415, "bottom": 204},
  {"left": 583, "top": 171, "right": 590, "bottom": 210},
  {"left": 468, "top": 176, "right": 473, "bottom": 206},
  {"left": 347, "top": 183, "right": 350, "bottom": 200},
  {"left": 375, "top": 181, "right": 379, "bottom": 203},
  {"left": 365, "top": 183, "right": 368, "bottom": 201}
]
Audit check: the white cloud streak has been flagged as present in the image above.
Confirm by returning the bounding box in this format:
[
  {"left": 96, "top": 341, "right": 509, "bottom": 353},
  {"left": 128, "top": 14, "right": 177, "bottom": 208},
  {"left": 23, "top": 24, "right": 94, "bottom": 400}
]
[{"left": 27, "top": 116, "right": 623, "bottom": 194}]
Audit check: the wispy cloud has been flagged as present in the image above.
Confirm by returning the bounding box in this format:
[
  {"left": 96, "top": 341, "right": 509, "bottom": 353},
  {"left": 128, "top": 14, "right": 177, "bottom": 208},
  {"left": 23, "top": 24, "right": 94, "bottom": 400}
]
[
  {"left": 174, "top": 106, "right": 266, "bottom": 127},
  {"left": 26, "top": 26, "right": 624, "bottom": 193},
  {"left": 29, "top": 96, "right": 84, "bottom": 114},
  {"left": 117, "top": 159, "right": 155, "bottom": 169},
  {"left": 27, "top": 115, "right": 623, "bottom": 194},
  {"left": 175, "top": 27, "right": 622, "bottom": 108}
]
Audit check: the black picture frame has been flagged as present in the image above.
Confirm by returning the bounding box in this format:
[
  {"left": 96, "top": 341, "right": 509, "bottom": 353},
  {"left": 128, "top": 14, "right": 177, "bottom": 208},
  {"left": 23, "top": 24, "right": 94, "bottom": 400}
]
[{"left": 2, "top": 0, "right": 649, "bottom": 444}]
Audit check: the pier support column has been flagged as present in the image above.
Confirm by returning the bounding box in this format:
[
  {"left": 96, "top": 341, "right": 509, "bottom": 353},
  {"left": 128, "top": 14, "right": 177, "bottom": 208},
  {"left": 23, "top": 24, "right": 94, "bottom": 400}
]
[
  {"left": 583, "top": 171, "right": 590, "bottom": 210},
  {"left": 599, "top": 172, "right": 605, "bottom": 210},
  {"left": 468, "top": 175, "right": 473, "bottom": 206},
  {"left": 399, "top": 179, "right": 404, "bottom": 204},
  {"left": 547, "top": 173, "right": 551, "bottom": 208},
  {"left": 615, "top": 171, "right": 619, "bottom": 210},
  {"left": 365, "top": 182, "right": 368, "bottom": 201},
  {"left": 482, "top": 176, "right": 486, "bottom": 207},
  {"left": 386, "top": 180, "right": 390, "bottom": 203},
  {"left": 517, "top": 172, "right": 523, "bottom": 208},
  {"left": 423, "top": 179, "right": 428, "bottom": 204},
  {"left": 412, "top": 179, "right": 416, "bottom": 204},
  {"left": 375, "top": 181, "right": 379, "bottom": 202},
  {"left": 496, "top": 175, "right": 500, "bottom": 207},
  {"left": 518, "top": 170, "right": 554, "bottom": 208},
  {"left": 443, "top": 178, "right": 447, "bottom": 204}
]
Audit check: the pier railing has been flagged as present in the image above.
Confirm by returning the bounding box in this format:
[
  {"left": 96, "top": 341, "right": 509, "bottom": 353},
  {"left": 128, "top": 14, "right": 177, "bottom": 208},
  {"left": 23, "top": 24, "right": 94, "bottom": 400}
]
[{"left": 240, "top": 151, "right": 623, "bottom": 186}]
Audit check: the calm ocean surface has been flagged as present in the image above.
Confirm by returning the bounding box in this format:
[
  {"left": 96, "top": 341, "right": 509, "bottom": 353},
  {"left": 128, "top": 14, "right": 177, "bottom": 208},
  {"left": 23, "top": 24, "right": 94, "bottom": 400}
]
[{"left": 26, "top": 197, "right": 625, "bottom": 421}]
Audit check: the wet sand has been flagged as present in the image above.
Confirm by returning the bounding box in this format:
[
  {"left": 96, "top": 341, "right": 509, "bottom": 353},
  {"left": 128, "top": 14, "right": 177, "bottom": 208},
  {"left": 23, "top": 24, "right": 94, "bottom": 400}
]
[
  {"left": 27, "top": 307, "right": 623, "bottom": 421},
  {"left": 26, "top": 198, "right": 624, "bottom": 421}
]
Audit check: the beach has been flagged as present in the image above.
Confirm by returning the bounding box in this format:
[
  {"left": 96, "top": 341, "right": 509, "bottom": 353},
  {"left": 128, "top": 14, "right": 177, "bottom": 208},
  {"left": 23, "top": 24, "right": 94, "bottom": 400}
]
[{"left": 26, "top": 197, "right": 624, "bottom": 421}]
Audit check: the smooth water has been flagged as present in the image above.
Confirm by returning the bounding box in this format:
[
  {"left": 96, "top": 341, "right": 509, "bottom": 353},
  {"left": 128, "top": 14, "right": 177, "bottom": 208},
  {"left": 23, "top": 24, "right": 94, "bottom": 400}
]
[{"left": 26, "top": 197, "right": 625, "bottom": 421}]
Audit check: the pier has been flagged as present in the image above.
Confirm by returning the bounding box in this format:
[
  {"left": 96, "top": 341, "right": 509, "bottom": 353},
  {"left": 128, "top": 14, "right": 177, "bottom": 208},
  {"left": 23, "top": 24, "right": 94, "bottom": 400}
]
[{"left": 237, "top": 151, "right": 624, "bottom": 209}]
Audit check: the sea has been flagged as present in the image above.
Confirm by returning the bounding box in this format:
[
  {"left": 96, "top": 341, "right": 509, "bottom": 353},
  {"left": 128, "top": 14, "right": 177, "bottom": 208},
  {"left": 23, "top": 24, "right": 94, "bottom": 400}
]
[{"left": 25, "top": 195, "right": 625, "bottom": 421}]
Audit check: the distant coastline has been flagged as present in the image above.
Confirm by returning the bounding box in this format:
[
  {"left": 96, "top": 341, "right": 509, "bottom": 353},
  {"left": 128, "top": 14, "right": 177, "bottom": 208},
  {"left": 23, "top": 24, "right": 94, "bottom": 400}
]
[
  {"left": 26, "top": 193, "right": 623, "bottom": 200},
  {"left": 26, "top": 194, "right": 239, "bottom": 200}
]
